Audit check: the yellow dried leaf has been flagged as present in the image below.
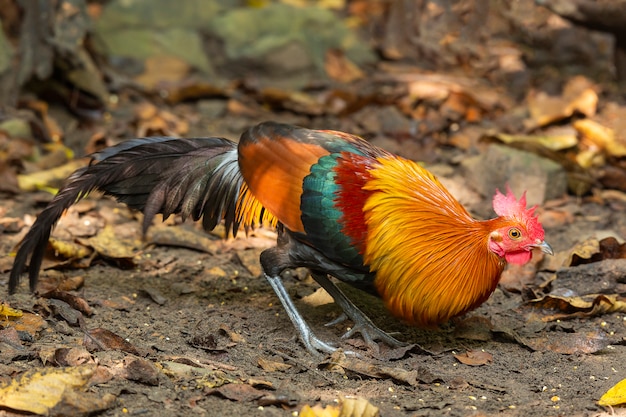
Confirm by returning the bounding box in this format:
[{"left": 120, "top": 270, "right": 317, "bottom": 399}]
[
  {"left": 0, "top": 303, "right": 23, "bottom": 318},
  {"left": 598, "top": 378, "right": 626, "bottom": 406},
  {"left": 0, "top": 365, "right": 96, "bottom": 415},
  {"left": 300, "top": 404, "right": 341, "bottom": 417},
  {"left": 340, "top": 397, "right": 380, "bottom": 417},
  {"left": 49, "top": 238, "right": 93, "bottom": 259},
  {"left": 575, "top": 119, "right": 626, "bottom": 157},
  {"left": 489, "top": 132, "right": 578, "bottom": 151},
  {"left": 83, "top": 224, "right": 142, "bottom": 259},
  {"left": 17, "top": 159, "right": 88, "bottom": 192}
]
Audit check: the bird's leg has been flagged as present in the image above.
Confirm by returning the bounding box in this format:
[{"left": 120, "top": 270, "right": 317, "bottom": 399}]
[
  {"left": 310, "top": 272, "right": 406, "bottom": 350},
  {"left": 264, "top": 274, "right": 337, "bottom": 355}
]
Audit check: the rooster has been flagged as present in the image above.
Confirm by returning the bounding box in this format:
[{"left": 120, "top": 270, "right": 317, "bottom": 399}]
[{"left": 9, "top": 122, "right": 552, "bottom": 354}]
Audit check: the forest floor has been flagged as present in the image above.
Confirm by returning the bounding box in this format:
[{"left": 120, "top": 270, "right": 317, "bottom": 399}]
[
  {"left": 1, "top": 1, "right": 626, "bottom": 416},
  {"left": 1, "top": 142, "right": 626, "bottom": 417}
]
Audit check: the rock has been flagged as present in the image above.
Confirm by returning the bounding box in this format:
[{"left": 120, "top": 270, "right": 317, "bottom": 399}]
[
  {"left": 93, "top": 0, "right": 227, "bottom": 75},
  {"left": 461, "top": 144, "right": 567, "bottom": 216},
  {"left": 209, "top": 3, "right": 374, "bottom": 84},
  {"left": 0, "top": 118, "right": 32, "bottom": 139}
]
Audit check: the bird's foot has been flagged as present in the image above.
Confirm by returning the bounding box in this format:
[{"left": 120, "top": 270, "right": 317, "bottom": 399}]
[
  {"left": 341, "top": 319, "right": 406, "bottom": 353},
  {"left": 298, "top": 324, "right": 338, "bottom": 355},
  {"left": 329, "top": 313, "right": 406, "bottom": 353}
]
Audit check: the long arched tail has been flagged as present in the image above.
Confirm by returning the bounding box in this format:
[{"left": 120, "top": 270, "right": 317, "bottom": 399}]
[{"left": 9, "top": 136, "right": 260, "bottom": 293}]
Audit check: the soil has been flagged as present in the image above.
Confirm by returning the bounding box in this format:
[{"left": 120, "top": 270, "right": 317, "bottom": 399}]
[{"left": 1, "top": 183, "right": 625, "bottom": 417}]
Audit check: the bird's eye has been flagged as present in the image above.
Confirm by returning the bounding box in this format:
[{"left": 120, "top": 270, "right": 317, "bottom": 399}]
[{"left": 508, "top": 228, "right": 522, "bottom": 240}]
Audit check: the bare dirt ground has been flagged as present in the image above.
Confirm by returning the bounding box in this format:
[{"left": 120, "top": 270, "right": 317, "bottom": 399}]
[
  {"left": 1, "top": 2, "right": 626, "bottom": 416},
  {"left": 1, "top": 161, "right": 625, "bottom": 417}
]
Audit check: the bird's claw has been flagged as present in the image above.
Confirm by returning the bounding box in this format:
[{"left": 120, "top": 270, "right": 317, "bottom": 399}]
[
  {"left": 324, "top": 312, "right": 348, "bottom": 327},
  {"left": 339, "top": 321, "right": 406, "bottom": 353}
]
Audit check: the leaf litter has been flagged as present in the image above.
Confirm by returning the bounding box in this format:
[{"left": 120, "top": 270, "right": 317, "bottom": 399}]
[{"left": 2, "top": 1, "right": 626, "bottom": 416}]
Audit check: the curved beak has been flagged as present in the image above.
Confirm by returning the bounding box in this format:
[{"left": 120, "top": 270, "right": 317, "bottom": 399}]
[{"left": 532, "top": 240, "right": 554, "bottom": 256}]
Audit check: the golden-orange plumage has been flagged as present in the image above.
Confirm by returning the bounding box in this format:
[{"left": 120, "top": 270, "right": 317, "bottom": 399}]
[{"left": 362, "top": 156, "right": 505, "bottom": 326}]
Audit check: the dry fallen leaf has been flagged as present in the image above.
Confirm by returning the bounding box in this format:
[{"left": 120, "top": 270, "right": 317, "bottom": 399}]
[
  {"left": 17, "top": 159, "right": 88, "bottom": 192},
  {"left": 325, "top": 48, "right": 364, "bottom": 83},
  {"left": 48, "top": 238, "right": 93, "bottom": 260},
  {"left": 598, "top": 378, "right": 626, "bottom": 407},
  {"left": 257, "top": 356, "right": 293, "bottom": 372},
  {"left": 319, "top": 350, "right": 419, "bottom": 386},
  {"left": 81, "top": 224, "right": 142, "bottom": 260},
  {"left": 12, "top": 312, "right": 47, "bottom": 336},
  {"left": 300, "top": 403, "right": 341, "bottom": 417},
  {"left": 83, "top": 327, "right": 141, "bottom": 355},
  {"left": 340, "top": 397, "right": 380, "bottom": 417},
  {"left": 454, "top": 350, "right": 493, "bottom": 366},
  {"left": 0, "top": 302, "right": 23, "bottom": 319},
  {"left": 300, "top": 397, "right": 380, "bottom": 417},
  {"left": 528, "top": 294, "right": 626, "bottom": 321},
  {"left": 487, "top": 132, "right": 578, "bottom": 151},
  {"left": 0, "top": 364, "right": 109, "bottom": 415},
  {"left": 527, "top": 76, "right": 598, "bottom": 128}
]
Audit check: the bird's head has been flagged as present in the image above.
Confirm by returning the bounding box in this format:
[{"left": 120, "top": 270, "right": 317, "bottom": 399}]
[{"left": 487, "top": 186, "right": 553, "bottom": 265}]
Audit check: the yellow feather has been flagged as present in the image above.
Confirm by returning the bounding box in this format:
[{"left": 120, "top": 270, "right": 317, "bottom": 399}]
[
  {"left": 363, "top": 157, "right": 505, "bottom": 326},
  {"left": 236, "top": 184, "right": 279, "bottom": 231}
]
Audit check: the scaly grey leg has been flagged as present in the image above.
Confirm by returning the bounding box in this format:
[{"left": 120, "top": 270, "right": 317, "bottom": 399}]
[{"left": 264, "top": 274, "right": 337, "bottom": 355}]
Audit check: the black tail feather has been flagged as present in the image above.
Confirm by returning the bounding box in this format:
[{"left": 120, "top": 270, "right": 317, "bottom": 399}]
[{"left": 9, "top": 136, "right": 241, "bottom": 294}]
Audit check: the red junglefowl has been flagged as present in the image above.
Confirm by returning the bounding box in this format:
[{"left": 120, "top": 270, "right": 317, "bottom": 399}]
[{"left": 9, "top": 122, "right": 552, "bottom": 354}]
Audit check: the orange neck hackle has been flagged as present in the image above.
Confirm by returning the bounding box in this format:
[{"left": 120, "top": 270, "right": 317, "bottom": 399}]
[{"left": 361, "top": 157, "right": 506, "bottom": 327}]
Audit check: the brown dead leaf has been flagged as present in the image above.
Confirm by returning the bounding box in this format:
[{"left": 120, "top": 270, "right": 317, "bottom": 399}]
[
  {"left": 37, "top": 274, "right": 87, "bottom": 294},
  {"left": 83, "top": 327, "right": 141, "bottom": 355},
  {"left": 148, "top": 224, "right": 217, "bottom": 253},
  {"left": 454, "top": 349, "right": 493, "bottom": 366},
  {"left": 162, "top": 78, "right": 230, "bottom": 105},
  {"left": 570, "top": 236, "right": 626, "bottom": 266},
  {"left": 0, "top": 326, "right": 23, "bottom": 349},
  {"left": 20, "top": 99, "right": 65, "bottom": 143},
  {"left": 219, "top": 324, "right": 246, "bottom": 344},
  {"left": 527, "top": 76, "right": 598, "bottom": 128},
  {"left": 320, "top": 350, "right": 418, "bottom": 386},
  {"left": 121, "top": 356, "right": 160, "bottom": 386},
  {"left": 205, "top": 383, "right": 265, "bottom": 402},
  {"left": 325, "top": 48, "right": 364, "bottom": 83},
  {"left": 12, "top": 312, "right": 47, "bottom": 336},
  {"left": 258, "top": 87, "right": 324, "bottom": 115},
  {"left": 52, "top": 347, "right": 94, "bottom": 367},
  {"left": 257, "top": 356, "right": 293, "bottom": 372},
  {"left": 528, "top": 294, "right": 626, "bottom": 321},
  {"left": 41, "top": 290, "right": 93, "bottom": 316},
  {"left": 134, "top": 102, "right": 189, "bottom": 137}
]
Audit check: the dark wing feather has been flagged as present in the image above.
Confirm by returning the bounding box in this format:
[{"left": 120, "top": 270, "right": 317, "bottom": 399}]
[{"left": 9, "top": 136, "right": 242, "bottom": 293}]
